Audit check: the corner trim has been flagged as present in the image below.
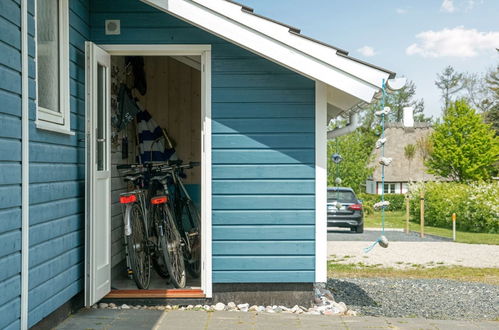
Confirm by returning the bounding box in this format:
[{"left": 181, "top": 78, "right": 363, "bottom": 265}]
[
  {"left": 315, "top": 81, "right": 327, "bottom": 283},
  {"left": 21, "top": 0, "right": 30, "bottom": 328}
]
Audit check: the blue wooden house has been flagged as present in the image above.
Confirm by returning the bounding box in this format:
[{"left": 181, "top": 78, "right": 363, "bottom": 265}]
[{"left": 0, "top": 0, "right": 395, "bottom": 328}]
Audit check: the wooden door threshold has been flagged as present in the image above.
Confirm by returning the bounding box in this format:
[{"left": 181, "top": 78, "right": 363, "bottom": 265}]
[{"left": 105, "top": 289, "right": 205, "bottom": 299}]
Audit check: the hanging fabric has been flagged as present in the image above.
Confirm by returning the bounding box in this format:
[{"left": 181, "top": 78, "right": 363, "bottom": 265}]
[{"left": 136, "top": 109, "right": 177, "bottom": 163}]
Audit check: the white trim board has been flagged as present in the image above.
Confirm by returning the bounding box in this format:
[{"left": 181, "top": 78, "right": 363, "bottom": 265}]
[
  {"left": 315, "top": 81, "right": 327, "bottom": 283},
  {"left": 21, "top": 0, "right": 29, "bottom": 328},
  {"left": 142, "top": 0, "right": 393, "bottom": 106},
  {"left": 99, "top": 44, "right": 213, "bottom": 298}
]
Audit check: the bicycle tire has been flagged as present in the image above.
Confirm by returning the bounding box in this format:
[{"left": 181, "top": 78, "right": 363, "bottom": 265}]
[
  {"left": 126, "top": 203, "right": 151, "bottom": 289},
  {"left": 154, "top": 204, "right": 186, "bottom": 288},
  {"left": 180, "top": 199, "right": 201, "bottom": 278}
]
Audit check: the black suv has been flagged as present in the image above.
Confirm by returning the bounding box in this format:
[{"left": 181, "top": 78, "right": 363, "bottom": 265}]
[{"left": 327, "top": 187, "right": 364, "bottom": 233}]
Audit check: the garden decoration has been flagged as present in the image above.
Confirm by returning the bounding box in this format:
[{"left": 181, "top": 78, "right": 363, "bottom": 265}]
[
  {"left": 332, "top": 145, "right": 343, "bottom": 209},
  {"left": 364, "top": 79, "right": 397, "bottom": 253}
]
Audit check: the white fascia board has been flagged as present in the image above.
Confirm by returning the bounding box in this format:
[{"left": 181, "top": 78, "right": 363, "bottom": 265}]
[
  {"left": 142, "top": 0, "right": 379, "bottom": 102},
  {"left": 191, "top": 0, "right": 391, "bottom": 89}
]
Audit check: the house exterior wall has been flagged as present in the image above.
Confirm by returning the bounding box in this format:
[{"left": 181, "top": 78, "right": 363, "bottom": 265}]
[
  {"left": 0, "top": 0, "right": 317, "bottom": 327},
  {"left": 27, "top": 0, "right": 90, "bottom": 327},
  {"left": 89, "top": 0, "right": 316, "bottom": 283},
  {"left": 0, "top": 1, "right": 24, "bottom": 329}
]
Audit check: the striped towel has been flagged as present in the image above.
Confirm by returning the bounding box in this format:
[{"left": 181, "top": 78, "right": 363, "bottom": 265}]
[{"left": 136, "top": 109, "right": 176, "bottom": 163}]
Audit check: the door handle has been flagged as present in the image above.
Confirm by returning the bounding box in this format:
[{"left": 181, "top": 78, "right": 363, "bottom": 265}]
[{"left": 97, "top": 138, "right": 106, "bottom": 142}]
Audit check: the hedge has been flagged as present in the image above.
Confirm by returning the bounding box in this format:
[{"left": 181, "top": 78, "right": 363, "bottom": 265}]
[
  {"left": 358, "top": 193, "right": 406, "bottom": 215},
  {"left": 408, "top": 182, "right": 499, "bottom": 234}
]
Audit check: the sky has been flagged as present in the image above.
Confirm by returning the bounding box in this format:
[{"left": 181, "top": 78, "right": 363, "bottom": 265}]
[{"left": 241, "top": 0, "right": 499, "bottom": 119}]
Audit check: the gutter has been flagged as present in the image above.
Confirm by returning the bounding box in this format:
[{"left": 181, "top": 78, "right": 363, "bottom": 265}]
[{"left": 21, "top": 0, "right": 30, "bottom": 328}]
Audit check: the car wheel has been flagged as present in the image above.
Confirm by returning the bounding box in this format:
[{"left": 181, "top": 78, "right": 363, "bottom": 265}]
[
  {"left": 355, "top": 224, "right": 364, "bottom": 234},
  {"left": 350, "top": 227, "right": 356, "bottom": 232}
]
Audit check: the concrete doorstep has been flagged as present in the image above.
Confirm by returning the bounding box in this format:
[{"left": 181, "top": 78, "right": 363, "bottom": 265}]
[{"left": 56, "top": 309, "right": 499, "bottom": 330}]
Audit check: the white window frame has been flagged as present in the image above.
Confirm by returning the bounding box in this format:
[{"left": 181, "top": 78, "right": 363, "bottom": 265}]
[
  {"left": 383, "top": 183, "right": 396, "bottom": 194},
  {"left": 35, "top": 0, "right": 72, "bottom": 135}
]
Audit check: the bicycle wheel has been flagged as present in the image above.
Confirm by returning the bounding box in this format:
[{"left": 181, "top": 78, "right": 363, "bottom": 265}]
[
  {"left": 180, "top": 199, "right": 201, "bottom": 278},
  {"left": 126, "top": 203, "right": 151, "bottom": 289},
  {"left": 154, "top": 204, "right": 186, "bottom": 288}
]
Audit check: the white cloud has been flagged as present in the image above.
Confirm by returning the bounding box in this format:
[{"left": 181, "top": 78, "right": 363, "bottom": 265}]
[
  {"left": 357, "top": 46, "right": 377, "bottom": 57},
  {"left": 396, "top": 8, "right": 408, "bottom": 14},
  {"left": 406, "top": 26, "right": 499, "bottom": 58},
  {"left": 441, "top": 0, "right": 456, "bottom": 12}
]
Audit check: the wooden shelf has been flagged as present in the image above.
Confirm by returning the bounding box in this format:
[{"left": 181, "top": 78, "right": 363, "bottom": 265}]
[{"left": 105, "top": 289, "right": 205, "bottom": 299}]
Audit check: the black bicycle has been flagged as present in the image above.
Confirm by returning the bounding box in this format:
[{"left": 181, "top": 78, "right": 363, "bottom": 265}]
[
  {"left": 118, "top": 163, "right": 186, "bottom": 289},
  {"left": 164, "top": 161, "right": 201, "bottom": 278}
]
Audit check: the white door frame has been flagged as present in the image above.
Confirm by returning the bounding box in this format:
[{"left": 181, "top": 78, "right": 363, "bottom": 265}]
[{"left": 97, "top": 44, "right": 213, "bottom": 298}]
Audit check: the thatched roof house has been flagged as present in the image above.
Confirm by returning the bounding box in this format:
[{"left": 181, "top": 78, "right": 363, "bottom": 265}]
[{"left": 366, "top": 122, "right": 439, "bottom": 194}]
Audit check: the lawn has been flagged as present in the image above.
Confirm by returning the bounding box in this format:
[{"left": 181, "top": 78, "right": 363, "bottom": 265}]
[
  {"left": 365, "top": 211, "right": 499, "bottom": 245},
  {"left": 327, "top": 262, "right": 499, "bottom": 285}
]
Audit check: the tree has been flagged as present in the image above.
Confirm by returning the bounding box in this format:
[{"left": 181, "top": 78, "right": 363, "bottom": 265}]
[
  {"left": 435, "top": 66, "right": 465, "bottom": 114},
  {"left": 484, "top": 64, "right": 499, "bottom": 135},
  {"left": 383, "top": 80, "right": 430, "bottom": 123},
  {"left": 327, "top": 130, "right": 377, "bottom": 193},
  {"left": 426, "top": 100, "right": 499, "bottom": 181},
  {"left": 462, "top": 72, "right": 494, "bottom": 113},
  {"left": 404, "top": 144, "right": 416, "bottom": 181}
]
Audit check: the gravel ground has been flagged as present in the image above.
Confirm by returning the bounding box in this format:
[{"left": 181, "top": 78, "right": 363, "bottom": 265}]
[
  {"left": 328, "top": 277, "right": 499, "bottom": 320},
  {"left": 327, "top": 230, "right": 499, "bottom": 269}
]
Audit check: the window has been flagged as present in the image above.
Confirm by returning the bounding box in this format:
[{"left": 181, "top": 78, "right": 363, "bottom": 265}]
[
  {"left": 36, "top": 0, "right": 70, "bottom": 133},
  {"left": 383, "top": 183, "right": 396, "bottom": 194}
]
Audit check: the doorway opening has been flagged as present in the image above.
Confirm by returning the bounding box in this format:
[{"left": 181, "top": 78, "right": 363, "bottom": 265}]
[{"left": 109, "top": 55, "right": 202, "bottom": 295}]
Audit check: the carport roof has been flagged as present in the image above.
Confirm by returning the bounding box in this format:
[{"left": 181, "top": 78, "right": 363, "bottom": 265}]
[{"left": 142, "top": 0, "right": 396, "bottom": 115}]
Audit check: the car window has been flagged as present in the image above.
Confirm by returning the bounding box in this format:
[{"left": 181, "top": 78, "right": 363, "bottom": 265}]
[{"left": 327, "top": 191, "right": 357, "bottom": 203}]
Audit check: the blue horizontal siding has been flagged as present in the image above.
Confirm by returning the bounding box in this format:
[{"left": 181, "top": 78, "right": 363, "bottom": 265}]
[
  {"left": 213, "top": 256, "right": 315, "bottom": 271},
  {"left": 0, "top": 230, "right": 21, "bottom": 259},
  {"left": 0, "top": 163, "right": 21, "bottom": 185},
  {"left": 0, "top": 298, "right": 20, "bottom": 330},
  {"left": 89, "top": 0, "right": 316, "bottom": 284},
  {"left": 213, "top": 149, "right": 314, "bottom": 164},
  {"left": 0, "top": 208, "right": 21, "bottom": 234},
  {"left": 213, "top": 180, "right": 314, "bottom": 195},
  {"left": 213, "top": 134, "right": 314, "bottom": 149},
  {"left": 213, "top": 225, "right": 315, "bottom": 240},
  {"left": 25, "top": 0, "right": 89, "bottom": 326},
  {"left": 213, "top": 241, "right": 314, "bottom": 256},
  {"left": 212, "top": 164, "right": 314, "bottom": 179},
  {"left": 0, "top": 9, "right": 21, "bottom": 319},
  {"left": 212, "top": 103, "right": 314, "bottom": 119},
  {"left": 213, "top": 119, "right": 314, "bottom": 134},
  {"left": 212, "top": 210, "right": 315, "bottom": 225}
]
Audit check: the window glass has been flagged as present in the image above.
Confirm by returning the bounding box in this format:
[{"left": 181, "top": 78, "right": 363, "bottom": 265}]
[
  {"left": 37, "top": 0, "right": 60, "bottom": 113},
  {"left": 383, "top": 183, "right": 396, "bottom": 194},
  {"left": 327, "top": 191, "right": 357, "bottom": 203}
]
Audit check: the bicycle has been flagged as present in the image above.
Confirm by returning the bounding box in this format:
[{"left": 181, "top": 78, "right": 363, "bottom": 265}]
[
  {"left": 163, "top": 161, "right": 202, "bottom": 278},
  {"left": 118, "top": 163, "right": 186, "bottom": 289}
]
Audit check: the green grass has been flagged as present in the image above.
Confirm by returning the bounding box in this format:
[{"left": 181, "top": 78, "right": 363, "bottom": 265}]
[
  {"left": 328, "top": 262, "right": 499, "bottom": 285},
  {"left": 365, "top": 211, "right": 499, "bottom": 245}
]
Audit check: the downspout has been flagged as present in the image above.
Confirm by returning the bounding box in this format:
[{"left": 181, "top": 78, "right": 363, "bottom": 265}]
[{"left": 21, "top": 0, "right": 30, "bottom": 328}]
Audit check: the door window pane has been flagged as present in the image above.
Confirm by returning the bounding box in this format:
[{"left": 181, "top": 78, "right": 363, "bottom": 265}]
[
  {"left": 97, "top": 64, "right": 107, "bottom": 171},
  {"left": 37, "top": 0, "right": 60, "bottom": 113}
]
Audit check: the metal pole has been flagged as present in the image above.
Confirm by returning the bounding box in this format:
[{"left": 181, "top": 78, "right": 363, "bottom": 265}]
[
  {"left": 420, "top": 190, "right": 425, "bottom": 238},
  {"left": 452, "top": 213, "right": 456, "bottom": 241},
  {"left": 405, "top": 194, "right": 410, "bottom": 234}
]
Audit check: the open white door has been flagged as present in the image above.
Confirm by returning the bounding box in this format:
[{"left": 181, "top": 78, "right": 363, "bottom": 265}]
[{"left": 85, "top": 42, "right": 112, "bottom": 306}]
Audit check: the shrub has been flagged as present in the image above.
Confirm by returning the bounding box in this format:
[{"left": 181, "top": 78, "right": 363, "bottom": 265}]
[{"left": 408, "top": 181, "right": 499, "bottom": 233}]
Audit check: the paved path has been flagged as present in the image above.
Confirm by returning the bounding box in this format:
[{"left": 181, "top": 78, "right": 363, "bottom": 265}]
[
  {"left": 56, "top": 309, "right": 499, "bottom": 329},
  {"left": 327, "top": 230, "right": 499, "bottom": 269}
]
